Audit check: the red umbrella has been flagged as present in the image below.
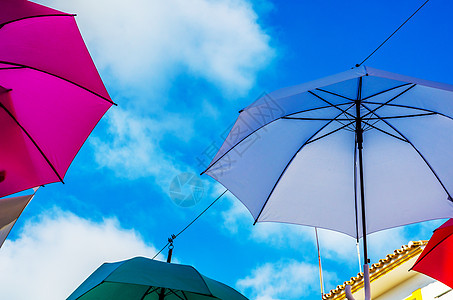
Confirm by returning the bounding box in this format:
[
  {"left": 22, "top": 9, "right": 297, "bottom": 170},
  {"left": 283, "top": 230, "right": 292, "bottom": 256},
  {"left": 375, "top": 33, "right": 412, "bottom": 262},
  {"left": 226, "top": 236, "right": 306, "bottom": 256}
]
[
  {"left": 411, "top": 219, "right": 453, "bottom": 288},
  {"left": 0, "top": 0, "right": 115, "bottom": 197}
]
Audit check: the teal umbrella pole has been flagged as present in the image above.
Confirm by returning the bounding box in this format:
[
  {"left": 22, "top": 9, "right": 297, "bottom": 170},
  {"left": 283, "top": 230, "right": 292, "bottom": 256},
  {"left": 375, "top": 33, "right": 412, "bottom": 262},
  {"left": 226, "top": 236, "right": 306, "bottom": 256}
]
[
  {"left": 158, "top": 236, "right": 175, "bottom": 300},
  {"left": 166, "top": 236, "right": 174, "bottom": 263}
]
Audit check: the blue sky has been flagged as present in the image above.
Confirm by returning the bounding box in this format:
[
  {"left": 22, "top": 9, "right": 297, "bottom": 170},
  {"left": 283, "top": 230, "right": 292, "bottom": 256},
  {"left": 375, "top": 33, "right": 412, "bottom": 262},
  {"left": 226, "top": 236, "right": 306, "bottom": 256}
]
[{"left": 1, "top": 0, "right": 452, "bottom": 299}]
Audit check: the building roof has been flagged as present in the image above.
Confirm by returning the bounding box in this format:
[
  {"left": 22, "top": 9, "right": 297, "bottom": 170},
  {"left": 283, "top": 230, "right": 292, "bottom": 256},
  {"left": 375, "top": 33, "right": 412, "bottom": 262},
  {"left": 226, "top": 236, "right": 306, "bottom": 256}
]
[{"left": 323, "top": 240, "right": 428, "bottom": 300}]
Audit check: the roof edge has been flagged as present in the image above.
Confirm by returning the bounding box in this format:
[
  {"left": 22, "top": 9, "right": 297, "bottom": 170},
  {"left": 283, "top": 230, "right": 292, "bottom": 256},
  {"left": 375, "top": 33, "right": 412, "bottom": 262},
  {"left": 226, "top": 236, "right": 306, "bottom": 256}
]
[{"left": 323, "top": 240, "right": 428, "bottom": 300}]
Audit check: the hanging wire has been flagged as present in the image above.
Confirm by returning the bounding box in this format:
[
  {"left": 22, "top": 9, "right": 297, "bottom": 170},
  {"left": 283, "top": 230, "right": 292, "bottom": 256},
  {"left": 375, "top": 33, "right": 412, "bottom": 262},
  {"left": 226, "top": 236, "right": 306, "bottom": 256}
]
[
  {"left": 356, "top": 0, "right": 431, "bottom": 67},
  {"left": 151, "top": 189, "right": 228, "bottom": 260},
  {"left": 152, "top": 241, "right": 170, "bottom": 260}
]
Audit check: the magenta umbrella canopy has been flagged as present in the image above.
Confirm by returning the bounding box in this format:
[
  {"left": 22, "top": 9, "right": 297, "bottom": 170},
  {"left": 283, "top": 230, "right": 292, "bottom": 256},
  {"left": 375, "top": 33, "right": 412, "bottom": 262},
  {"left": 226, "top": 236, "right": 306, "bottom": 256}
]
[{"left": 0, "top": 0, "right": 114, "bottom": 198}]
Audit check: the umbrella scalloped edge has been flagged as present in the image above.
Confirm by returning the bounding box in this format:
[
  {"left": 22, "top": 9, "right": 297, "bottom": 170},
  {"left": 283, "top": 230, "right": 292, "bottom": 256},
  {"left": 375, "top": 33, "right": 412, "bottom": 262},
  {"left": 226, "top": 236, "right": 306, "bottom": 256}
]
[{"left": 322, "top": 240, "right": 428, "bottom": 300}]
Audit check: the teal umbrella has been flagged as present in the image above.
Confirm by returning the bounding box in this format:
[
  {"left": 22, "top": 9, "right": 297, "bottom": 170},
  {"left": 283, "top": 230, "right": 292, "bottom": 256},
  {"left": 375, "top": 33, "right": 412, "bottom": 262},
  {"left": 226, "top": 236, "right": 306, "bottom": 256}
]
[{"left": 67, "top": 257, "right": 248, "bottom": 300}]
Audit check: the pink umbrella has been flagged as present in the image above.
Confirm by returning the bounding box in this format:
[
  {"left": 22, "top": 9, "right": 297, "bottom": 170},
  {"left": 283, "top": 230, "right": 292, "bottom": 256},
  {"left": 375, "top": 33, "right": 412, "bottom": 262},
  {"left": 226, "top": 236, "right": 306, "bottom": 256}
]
[{"left": 0, "top": 0, "right": 114, "bottom": 197}]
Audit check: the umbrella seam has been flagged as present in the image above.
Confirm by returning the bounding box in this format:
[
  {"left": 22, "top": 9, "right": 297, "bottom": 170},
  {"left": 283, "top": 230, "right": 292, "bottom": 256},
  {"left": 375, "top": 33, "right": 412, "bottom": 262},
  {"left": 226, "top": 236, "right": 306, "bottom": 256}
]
[
  {"left": 0, "top": 102, "right": 64, "bottom": 183},
  {"left": 360, "top": 84, "right": 416, "bottom": 120},
  {"left": 361, "top": 83, "right": 412, "bottom": 101},
  {"left": 411, "top": 231, "right": 453, "bottom": 270},
  {"left": 0, "top": 60, "right": 116, "bottom": 106},
  {"left": 165, "top": 288, "right": 190, "bottom": 300},
  {"left": 203, "top": 90, "right": 358, "bottom": 177},
  {"left": 362, "top": 101, "right": 453, "bottom": 120},
  {"left": 253, "top": 103, "right": 356, "bottom": 224},
  {"left": 361, "top": 103, "right": 453, "bottom": 201},
  {"left": 0, "top": 14, "right": 74, "bottom": 30},
  {"left": 140, "top": 286, "right": 154, "bottom": 300},
  {"left": 285, "top": 112, "right": 434, "bottom": 123},
  {"left": 181, "top": 290, "right": 189, "bottom": 300},
  {"left": 190, "top": 268, "right": 216, "bottom": 298},
  {"left": 305, "top": 120, "right": 355, "bottom": 145},
  {"left": 308, "top": 90, "right": 356, "bottom": 119},
  {"left": 71, "top": 280, "right": 106, "bottom": 300},
  {"left": 358, "top": 121, "right": 408, "bottom": 142},
  {"left": 0, "top": 66, "right": 25, "bottom": 71},
  {"left": 201, "top": 103, "right": 347, "bottom": 175},
  {"left": 308, "top": 90, "right": 358, "bottom": 131},
  {"left": 316, "top": 88, "right": 355, "bottom": 101}
]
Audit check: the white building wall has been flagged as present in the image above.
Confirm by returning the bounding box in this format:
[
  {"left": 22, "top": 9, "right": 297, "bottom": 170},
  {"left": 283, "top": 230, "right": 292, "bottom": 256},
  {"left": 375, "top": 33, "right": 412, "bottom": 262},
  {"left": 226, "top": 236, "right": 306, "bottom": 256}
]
[
  {"left": 421, "top": 282, "right": 453, "bottom": 299},
  {"left": 375, "top": 274, "right": 434, "bottom": 300}
]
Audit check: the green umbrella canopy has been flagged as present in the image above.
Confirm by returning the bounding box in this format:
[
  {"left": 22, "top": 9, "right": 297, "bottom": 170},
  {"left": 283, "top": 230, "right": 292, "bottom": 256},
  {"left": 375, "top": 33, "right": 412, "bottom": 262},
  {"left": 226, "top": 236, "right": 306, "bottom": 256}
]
[{"left": 67, "top": 257, "right": 249, "bottom": 300}]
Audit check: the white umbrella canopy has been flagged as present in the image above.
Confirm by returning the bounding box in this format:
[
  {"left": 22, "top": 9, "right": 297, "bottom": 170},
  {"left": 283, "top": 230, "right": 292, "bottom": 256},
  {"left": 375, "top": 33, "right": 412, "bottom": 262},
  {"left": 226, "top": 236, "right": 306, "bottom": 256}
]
[
  {"left": 202, "top": 66, "right": 453, "bottom": 298},
  {"left": 203, "top": 66, "right": 453, "bottom": 237},
  {"left": 0, "top": 192, "right": 35, "bottom": 248}
]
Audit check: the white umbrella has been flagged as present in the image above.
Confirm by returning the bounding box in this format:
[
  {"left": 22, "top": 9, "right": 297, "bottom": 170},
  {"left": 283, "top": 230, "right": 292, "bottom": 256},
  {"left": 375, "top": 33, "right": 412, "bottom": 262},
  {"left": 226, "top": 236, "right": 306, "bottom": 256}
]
[
  {"left": 202, "top": 66, "right": 453, "bottom": 299},
  {"left": 0, "top": 191, "right": 36, "bottom": 248}
]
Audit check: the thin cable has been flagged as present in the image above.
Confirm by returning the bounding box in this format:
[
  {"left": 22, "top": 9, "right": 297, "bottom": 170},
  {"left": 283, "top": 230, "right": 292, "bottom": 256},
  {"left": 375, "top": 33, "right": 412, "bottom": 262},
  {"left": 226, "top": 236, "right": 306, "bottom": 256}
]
[
  {"left": 152, "top": 242, "right": 170, "bottom": 260},
  {"left": 356, "top": 0, "right": 431, "bottom": 67},
  {"left": 174, "top": 189, "right": 228, "bottom": 239},
  {"left": 151, "top": 189, "right": 228, "bottom": 260}
]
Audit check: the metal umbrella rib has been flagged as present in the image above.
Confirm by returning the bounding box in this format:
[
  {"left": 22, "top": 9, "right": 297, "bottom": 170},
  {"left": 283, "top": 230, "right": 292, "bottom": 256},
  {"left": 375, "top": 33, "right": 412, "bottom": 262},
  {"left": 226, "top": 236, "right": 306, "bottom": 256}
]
[
  {"left": 316, "top": 88, "right": 355, "bottom": 101},
  {"left": 362, "top": 103, "right": 453, "bottom": 201},
  {"left": 363, "top": 101, "right": 453, "bottom": 121},
  {"left": 0, "top": 101, "right": 63, "bottom": 183},
  {"left": 0, "top": 60, "right": 116, "bottom": 105},
  {"left": 360, "top": 84, "right": 416, "bottom": 120},
  {"left": 201, "top": 102, "right": 340, "bottom": 176},
  {"left": 253, "top": 106, "right": 356, "bottom": 224},
  {"left": 361, "top": 82, "right": 413, "bottom": 101},
  {"left": 0, "top": 14, "right": 75, "bottom": 30}
]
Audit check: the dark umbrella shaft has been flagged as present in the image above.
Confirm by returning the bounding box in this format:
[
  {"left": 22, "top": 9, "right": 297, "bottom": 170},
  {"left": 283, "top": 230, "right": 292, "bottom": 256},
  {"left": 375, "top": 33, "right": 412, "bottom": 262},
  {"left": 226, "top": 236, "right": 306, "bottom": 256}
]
[
  {"left": 157, "top": 246, "right": 174, "bottom": 300},
  {"left": 356, "top": 124, "right": 368, "bottom": 263},
  {"left": 355, "top": 77, "right": 369, "bottom": 263},
  {"left": 355, "top": 77, "right": 371, "bottom": 299}
]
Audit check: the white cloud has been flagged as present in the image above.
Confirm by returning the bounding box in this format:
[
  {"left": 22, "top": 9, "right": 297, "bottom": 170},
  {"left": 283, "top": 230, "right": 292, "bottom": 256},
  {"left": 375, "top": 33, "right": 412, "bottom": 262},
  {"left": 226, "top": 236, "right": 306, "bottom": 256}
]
[
  {"left": 221, "top": 193, "right": 251, "bottom": 234},
  {"left": 237, "top": 259, "right": 338, "bottom": 300},
  {"left": 315, "top": 228, "right": 358, "bottom": 261},
  {"left": 366, "top": 226, "right": 407, "bottom": 262},
  {"left": 252, "top": 222, "right": 313, "bottom": 248},
  {"left": 219, "top": 195, "right": 360, "bottom": 260},
  {"left": 0, "top": 208, "right": 161, "bottom": 300},
  {"left": 35, "top": 0, "right": 275, "bottom": 96},
  {"left": 404, "top": 219, "right": 445, "bottom": 241},
  {"left": 32, "top": 0, "right": 275, "bottom": 183},
  {"left": 90, "top": 107, "right": 193, "bottom": 183},
  {"left": 219, "top": 195, "right": 424, "bottom": 267}
]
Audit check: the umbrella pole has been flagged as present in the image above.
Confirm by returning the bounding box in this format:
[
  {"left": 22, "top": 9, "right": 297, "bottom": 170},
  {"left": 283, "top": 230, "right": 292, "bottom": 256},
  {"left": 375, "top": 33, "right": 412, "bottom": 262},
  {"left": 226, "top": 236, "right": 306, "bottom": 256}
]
[
  {"left": 158, "top": 239, "right": 175, "bottom": 300},
  {"left": 355, "top": 77, "right": 371, "bottom": 300},
  {"left": 357, "top": 134, "right": 371, "bottom": 300},
  {"left": 315, "top": 227, "right": 325, "bottom": 298}
]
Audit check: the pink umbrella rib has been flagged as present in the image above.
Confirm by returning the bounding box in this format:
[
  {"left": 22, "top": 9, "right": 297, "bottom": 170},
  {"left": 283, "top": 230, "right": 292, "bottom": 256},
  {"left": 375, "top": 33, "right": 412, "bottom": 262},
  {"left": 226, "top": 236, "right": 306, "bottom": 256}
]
[
  {"left": 0, "top": 61, "right": 117, "bottom": 106},
  {"left": 0, "top": 14, "right": 75, "bottom": 30},
  {"left": 0, "top": 101, "right": 64, "bottom": 184}
]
